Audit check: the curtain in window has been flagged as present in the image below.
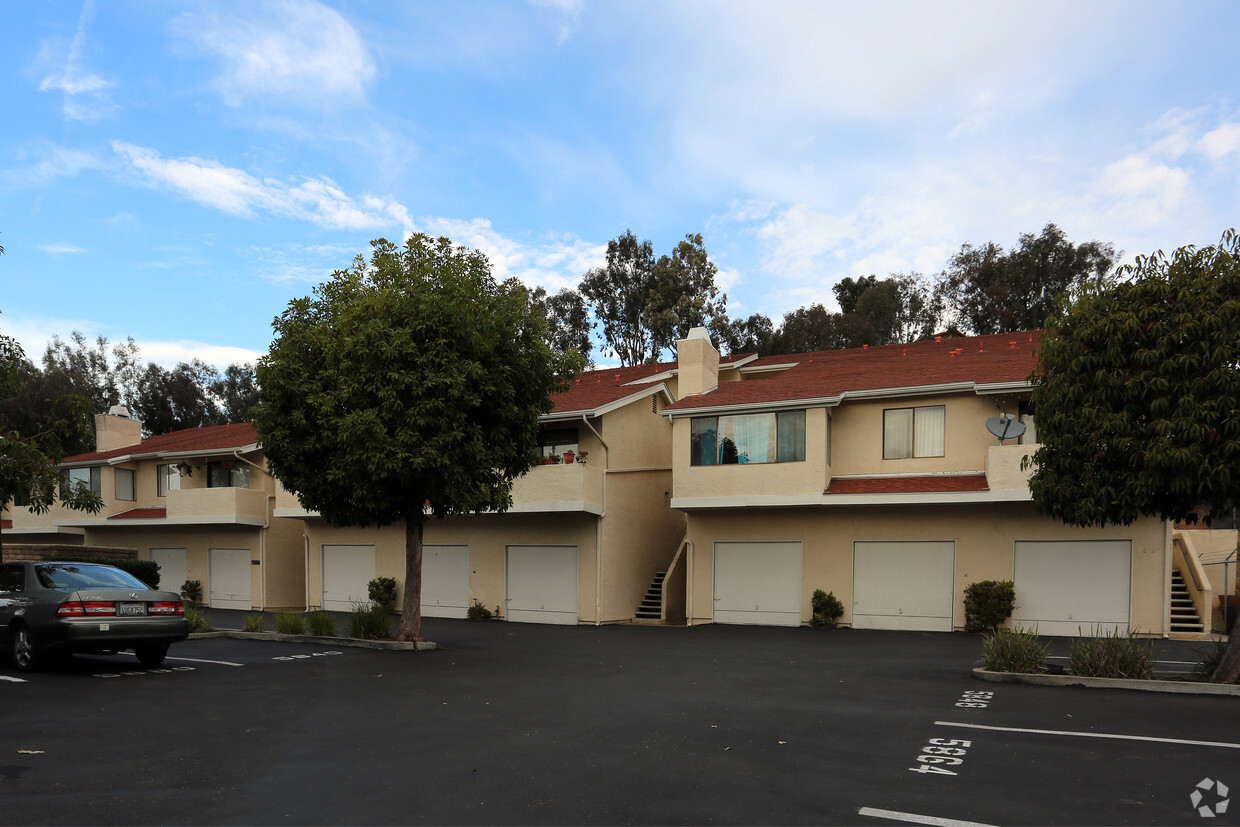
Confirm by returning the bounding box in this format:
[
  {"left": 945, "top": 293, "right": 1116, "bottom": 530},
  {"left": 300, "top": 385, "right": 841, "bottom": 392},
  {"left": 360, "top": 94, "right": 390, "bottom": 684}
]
[
  {"left": 884, "top": 408, "right": 913, "bottom": 459},
  {"left": 721, "top": 414, "right": 774, "bottom": 463},
  {"left": 914, "top": 406, "right": 945, "bottom": 457},
  {"left": 777, "top": 411, "right": 806, "bottom": 462},
  {"left": 691, "top": 418, "right": 718, "bottom": 466}
]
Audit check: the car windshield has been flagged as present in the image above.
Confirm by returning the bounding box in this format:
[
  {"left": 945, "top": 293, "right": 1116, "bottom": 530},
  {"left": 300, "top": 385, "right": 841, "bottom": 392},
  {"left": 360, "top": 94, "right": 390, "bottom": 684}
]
[{"left": 35, "top": 564, "right": 149, "bottom": 591}]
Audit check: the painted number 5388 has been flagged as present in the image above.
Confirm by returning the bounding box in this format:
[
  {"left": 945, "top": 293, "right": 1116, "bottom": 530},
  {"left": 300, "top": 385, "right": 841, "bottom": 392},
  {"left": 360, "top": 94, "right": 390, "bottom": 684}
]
[{"left": 909, "top": 738, "right": 972, "bottom": 776}]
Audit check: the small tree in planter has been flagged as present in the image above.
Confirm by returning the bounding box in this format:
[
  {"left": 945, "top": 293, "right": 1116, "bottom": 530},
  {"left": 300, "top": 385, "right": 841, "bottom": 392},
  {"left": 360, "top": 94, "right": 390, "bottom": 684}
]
[
  {"left": 811, "top": 589, "right": 845, "bottom": 627},
  {"left": 963, "top": 580, "right": 1016, "bottom": 632},
  {"left": 368, "top": 577, "right": 398, "bottom": 609}
]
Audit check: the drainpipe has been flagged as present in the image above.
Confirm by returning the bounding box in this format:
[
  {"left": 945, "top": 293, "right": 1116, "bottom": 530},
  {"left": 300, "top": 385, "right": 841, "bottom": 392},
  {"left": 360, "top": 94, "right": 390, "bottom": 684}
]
[
  {"left": 685, "top": 539, "right": 694, "bottom": 626},
  {"left": 259, "top": 494, "right": 274, "bottom": 611},
  {"left": 1164, "top": 520, "right": 1173, "bottom": 639},
  {"left": 303, "top": 532, "right": 311, "bottom": 612},
  {"left": 581, "top": 414, "right": 609, "bottom": 627}
]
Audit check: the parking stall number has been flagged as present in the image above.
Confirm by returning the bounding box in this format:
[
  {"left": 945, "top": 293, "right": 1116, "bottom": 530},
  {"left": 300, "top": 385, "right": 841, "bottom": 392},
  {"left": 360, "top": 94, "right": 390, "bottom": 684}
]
[
  {"left": 273, "top": 651, "right": 343, "bottom": 661},
  {"left": 909, "top": 738, "right": 972, "bottom": 776},
  {"left": 955, "top": 689, "right": 992, "bottom": 708},
  {"left": 95, "top": 667, "right": 196, "bottom": 678}
]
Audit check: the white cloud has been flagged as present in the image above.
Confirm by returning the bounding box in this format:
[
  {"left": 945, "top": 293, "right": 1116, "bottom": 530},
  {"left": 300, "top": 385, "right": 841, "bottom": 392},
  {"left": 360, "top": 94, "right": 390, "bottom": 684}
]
[
  {"left": 40, "top": 243, "right": 86, "bottom": 255},
  {"left": 414, "top": 217, "right": 605, "bottom": 291},
  {"left": 1097, "top": 155, "right": 1193, "bottom": 229},
  {"left": 112, "top": 142, "right": 413, "bottom": 231},
  {"left": 171, "top": 0, "right": 375, "bottom": 108},
  {"left": 0, "top": 144, "right": 101, "bottom": 189},
  {"left": 1199, "top": 123, "right": 1240, "bottom": 161},
  {"left": 37, "top": 0, "right": 114, "bottom": 121}
]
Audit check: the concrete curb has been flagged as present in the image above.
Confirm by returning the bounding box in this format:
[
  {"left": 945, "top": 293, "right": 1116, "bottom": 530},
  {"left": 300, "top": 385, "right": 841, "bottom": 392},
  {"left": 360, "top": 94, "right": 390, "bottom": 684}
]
[
  {"left": 188, "top": 630, "right": 436, "bottom": 651},
  {"left": 972, "top": 667, "right": 1240, "bottom": 696}
]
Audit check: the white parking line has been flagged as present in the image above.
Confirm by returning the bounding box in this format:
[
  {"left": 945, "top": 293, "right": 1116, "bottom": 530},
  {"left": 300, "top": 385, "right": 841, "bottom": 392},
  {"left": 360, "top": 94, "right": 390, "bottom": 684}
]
[
  {"left": 1, "top": 675, "right": 27, "bottom": 683},
  {"left": 936, "top": 720, "right": 1240, "bottom": 750},
  {"left": 165, "top": 656, "right": 244, "bottom": 667},
  {"left": 858, "top": 806, "right": 996, "bottom": 826}
]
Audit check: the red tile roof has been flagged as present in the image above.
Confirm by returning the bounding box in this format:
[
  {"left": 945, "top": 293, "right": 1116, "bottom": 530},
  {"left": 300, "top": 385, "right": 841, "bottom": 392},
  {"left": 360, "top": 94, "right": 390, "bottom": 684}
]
[
  {"left": 109, "top": 507, "right": 167, "bottom": 520},
  {"left": 826, "top": 475, "right": 990, "bottom": 494},
  {"left": 665, "top": 331, "right": 1041, "bottom": 411},
  {"left": 63, "top": 422, "right": 258, "bottom": 465}
]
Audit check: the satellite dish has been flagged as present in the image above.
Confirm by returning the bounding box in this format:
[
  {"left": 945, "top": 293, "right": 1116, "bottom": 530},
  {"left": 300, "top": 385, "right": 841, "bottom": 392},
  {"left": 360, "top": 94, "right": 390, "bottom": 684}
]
[{"left": 986, "top": 415, "right": 1026, "bottom": 444}]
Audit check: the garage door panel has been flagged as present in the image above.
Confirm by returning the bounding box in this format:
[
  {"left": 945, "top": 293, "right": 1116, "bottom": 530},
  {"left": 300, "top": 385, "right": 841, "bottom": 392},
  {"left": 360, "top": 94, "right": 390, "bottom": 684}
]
[
  {"left": 714, "top": 542, "right": 802, "bottom": 626},
  {"left": 1011, "top": 540, "right": 1131, "bottom": 636},
  {"left": 507, "top": 546, "right": 577, "bottom": 625},
  {"left": 323, "top": 544, "right": 376, "bottom": 612},
  {"left": 150, "top": 548, "right": 188, "bottom": 595},
  {"left": 423, "top": 545, "right": 470, "bottom": 619},
  {"left": 853, "top": 542, "right": 954, "bottom": 632},
  {"left": 209, "top": 548, "right": 252, "bottom": 610}
]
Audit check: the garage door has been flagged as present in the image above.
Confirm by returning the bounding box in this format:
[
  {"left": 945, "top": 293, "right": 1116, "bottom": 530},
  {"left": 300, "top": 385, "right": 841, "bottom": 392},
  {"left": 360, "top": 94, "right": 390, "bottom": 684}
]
[
  {"left": 322, "top": 544, "right": 376, "bottom": 612},
  {"left": 853, "top": 541, "right": 955, "bottom": 631},
  {"left": 209, "top": 548, "right": 252, "bottom": 610},
  {"left": 150, "top": 548, "right": 187, "bottom": 595},
  {"left": 1011, "top": 540, "right": 1131, "bottom": 636},
  {"left": 506, "top": 546, "right": 578, "bottom": 625},
  {"left": 423, "top": 545, "right": 470, "bottom": 619},
  {"left": 713, "top": 542, "right": 802, "bottom": 626}
]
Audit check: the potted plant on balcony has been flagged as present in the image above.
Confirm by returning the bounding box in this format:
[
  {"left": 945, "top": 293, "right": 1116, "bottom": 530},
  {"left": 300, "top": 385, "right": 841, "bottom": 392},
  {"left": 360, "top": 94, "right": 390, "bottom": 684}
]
[
  {"left": 563, "top": 450, "right": 576, "bottom": 464},
  {"left": 577, "top": 451, "right": 589, "bottom": 466},
  {"left": 540, "top": 453, "right": 561, "bottom": 465}
]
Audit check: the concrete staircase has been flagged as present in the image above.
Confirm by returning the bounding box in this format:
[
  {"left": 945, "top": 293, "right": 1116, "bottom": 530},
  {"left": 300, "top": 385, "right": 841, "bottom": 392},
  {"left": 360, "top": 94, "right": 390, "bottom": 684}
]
[
  {"left": 634, "top": 571, "right": 666, "bottom": 621},
  {"left": 1169, "top": 569, "right": 1207, "bottom": 635}
]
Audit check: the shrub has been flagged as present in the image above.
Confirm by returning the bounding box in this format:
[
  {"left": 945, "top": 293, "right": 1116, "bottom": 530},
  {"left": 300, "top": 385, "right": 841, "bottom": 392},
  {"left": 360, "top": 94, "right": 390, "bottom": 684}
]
[
  {"left": 348, "top": 601, "right": 391, "bottom": 639},
  {"left": 1192, "top": 639, "right": 1228, "bottom": 682},
  {"left": 368, "top": 577, "right": 398, "bottom": 608},
  {"left": 810, "top": 589, "right": 845, "bottom": 628},
  {"left": 981, "top": 627, "right": 1049, "bottom": 673},
  {"left": 466, "top": 600, "right": 493, "bottom": 621},
  {"left": 1068, "top": 628, "right": 1154, "bottom": 679},
  {"left": 184, "top": 604, "right": 213, "bottom": 633},
  {"left": 181, "top": 580, "right": 204, "bottom": 606},
  {"left": 275, "top": 612, "right": 306, "bottom": 635},
  {"left": 306, "top": 610, "right": 336, "bottom": 637},
  {"left": 243, "top": 613, "right": 266, "bottom": 633},
  {"left": 41, "top": 554, "right": 161, "bottom": 589},
  {"left": 963, "top": 580, "right": 1016, "bottom": 632}
]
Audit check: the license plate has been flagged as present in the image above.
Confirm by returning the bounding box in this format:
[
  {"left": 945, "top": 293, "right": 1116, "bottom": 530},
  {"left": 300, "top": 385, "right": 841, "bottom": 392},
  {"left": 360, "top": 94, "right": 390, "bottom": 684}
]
[{"left": 117, "top": 603, "right": 145, "bottom": 616}]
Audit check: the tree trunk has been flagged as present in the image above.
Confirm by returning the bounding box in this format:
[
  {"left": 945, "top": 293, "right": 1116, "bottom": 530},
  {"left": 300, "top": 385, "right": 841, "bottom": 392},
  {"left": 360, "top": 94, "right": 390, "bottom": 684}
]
[
  {"left": 1211, "top": 625, "right": 1240, "bottom": 683},
  {"left": 396, "top": 514, "right": 424, "bottom": 642}
]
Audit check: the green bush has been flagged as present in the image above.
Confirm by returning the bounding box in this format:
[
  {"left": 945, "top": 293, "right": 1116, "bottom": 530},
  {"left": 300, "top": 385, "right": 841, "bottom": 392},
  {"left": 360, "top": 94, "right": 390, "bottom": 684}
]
[
  {"left": 981, "top": 627, "right": 1049, "bottom": 673},
  {"left": 1192, "top": 639, "right": 1228, "bottom": 682},
  {"left": 184, "top": 604, "right": 213, "bottom": 633},
  {"left": 810, "top": 589, "right": 845, "bottom": 627},
  {"left": 41, "top": 554, "right": 161, "bottom": 589},
  {"left": 466, "top": 600, "right": 493, "bottom": 621},
  {"left": 243, "top": 613, "right": 266, "bottom": 633},
  {"left": 181, "top": 580, "right": 204, "bottom": 606},
  {"left": 368, "top": 577, "right": 398, "bottom": 608},
  {"left": 1068, "top": 628, "right": 1154, "bottom": 679},
  {"left": 348, "top": 601, "right": 391, "bottom": 639},
  {"left": 275, "top": 612, "right": 306, "bottom": 635},
  {"left": 306, "top": 610, "right": 336, "bottom": 636},
  {"left": 963, "top": 580, "right": 1016, "bottom": 632}
]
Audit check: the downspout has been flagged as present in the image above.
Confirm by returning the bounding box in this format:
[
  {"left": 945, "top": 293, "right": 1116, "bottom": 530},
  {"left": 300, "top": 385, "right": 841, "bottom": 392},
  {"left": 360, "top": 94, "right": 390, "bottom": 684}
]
[
  {"left": 685, "top": 540, "right": 694, "bottom": 626},
  {"left": 260, "top": 494, "right": 273, "bottom": 610},
  {"left": 304, "top": 532, "right": 311, "bottom": 612},
  {"left": 583, "top": 414, "right": 609, "bottom": 627},
  {"left": 1163, "top": 520, "right": 1172, "bottom": 638}
]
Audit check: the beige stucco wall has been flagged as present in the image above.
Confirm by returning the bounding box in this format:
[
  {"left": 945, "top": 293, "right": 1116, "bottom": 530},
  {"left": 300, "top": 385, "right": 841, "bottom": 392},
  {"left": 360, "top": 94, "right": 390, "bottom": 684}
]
[
  {"left": 510, "top": 463, "right": 604, "bottom": 512},
  {"left": 602, "top": 394, "right": 674, "bottom": 470},
  {"left": 598, "top": 470, "right": 686, "bottom": 622},
  {"left": 682, "top": 503, "right": 1168, "bottom": 635},
  {"left": 986, "top": 444, "right": 1036, "bottom": 490}
]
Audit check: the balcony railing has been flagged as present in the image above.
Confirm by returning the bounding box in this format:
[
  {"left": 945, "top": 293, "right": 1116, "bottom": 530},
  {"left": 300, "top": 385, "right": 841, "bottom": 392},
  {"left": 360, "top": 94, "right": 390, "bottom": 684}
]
[
  {"left": 986, "top": 444, "right": 1037, "bottom": 492},
  {"left": 510, "top": 462, "right": 605, "bottom": 514},
  {"left": 165, "top": 486, "right": 269, "bottom": 523}
]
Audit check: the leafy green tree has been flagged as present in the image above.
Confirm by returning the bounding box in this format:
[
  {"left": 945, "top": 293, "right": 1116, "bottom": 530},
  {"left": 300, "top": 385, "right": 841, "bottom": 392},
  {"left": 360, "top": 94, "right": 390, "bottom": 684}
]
[
  {"left": 644, "top": 233, "right": 728, "bottom": 359},
  {"left": 1025, "top": 229, "right": 1240, "bottom": 682},
  {"left": 767, "top": 304, "right": 871, "bottom": 354},
  {"left": 210, "top": 363, "right": 260, "bottom": 423},
  {"left": 710, "top": 313, "right": 774, "bottom": 356},
  {"left": 937, "top": 223, "right": 1116, "bottom": 335},
  {"left": 529, "top": 287, "right": 593, "bottom": 366},
  {"left": 580, "top": 230, "right": 657, "bottom": 366},
  {"left": 253, "top": 235, "right": 578, "bottom": 641},
  {"left": 131, "top": 360, "right": 221, "bottom": 435},
  {"left": 41, "top": 332, "right": 143, "bottom": 416}
]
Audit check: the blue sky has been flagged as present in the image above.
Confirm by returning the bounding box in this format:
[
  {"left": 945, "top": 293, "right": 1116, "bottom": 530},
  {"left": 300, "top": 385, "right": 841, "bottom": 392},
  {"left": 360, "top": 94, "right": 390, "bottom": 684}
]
[{"left": 2, "top": 0, "right": 1238, "bottom": 369}]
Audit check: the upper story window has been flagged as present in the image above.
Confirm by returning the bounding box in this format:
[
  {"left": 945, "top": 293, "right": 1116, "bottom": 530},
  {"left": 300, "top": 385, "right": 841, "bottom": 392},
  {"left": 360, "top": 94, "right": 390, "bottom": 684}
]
[
  {"left": 883, "top": 405, "right": 945, "bottom": 459},
  {"left": 157, "top": 463, "right": 181, "bottom": 497},
  {"left": 63, "top": 466, "right": 101, "bottom": 497},
  {"left": 115, "top": 468, "right": 136, "bottom": 502},
  {"left": 538, "top": 428, "right": 579, "bottom": 459},
  {"left": 208, "top": 461, "right": 251, "bottom": 489},
  {"left": 691, "top": 410, "right": 805, "bottom": 466}
]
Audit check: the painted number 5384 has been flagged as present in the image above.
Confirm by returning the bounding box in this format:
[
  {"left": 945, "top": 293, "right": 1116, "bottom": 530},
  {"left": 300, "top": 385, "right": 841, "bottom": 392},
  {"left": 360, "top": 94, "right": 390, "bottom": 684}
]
[{"left": 909, "top": 738, "right": 972, "bottom": 776}]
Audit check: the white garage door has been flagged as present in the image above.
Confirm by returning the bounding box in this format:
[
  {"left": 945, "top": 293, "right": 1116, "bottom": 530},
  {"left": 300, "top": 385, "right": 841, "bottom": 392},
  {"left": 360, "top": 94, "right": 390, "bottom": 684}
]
[
  {"left": 713, "top": 542, "right": 802, "bottom": 626},
  {"left": 150, "top": 548, "right": 187, "bottom": 595},
  {"left": 1011, "top": 540, "right": 1131, "bottom": 636},
  {"left": 506, "top": 546, "right": 578, "bottom": 625},
  {"left": 209, "top": 548, "right": 252, "bottom": 610},
  {"left": 423, "top": 545, "right": 470, "bottom": 619},
  {"left": 322, "top": 544, "right": 376, "bottom": 612},
  {"left": 853, "top": 541, "right": 955, "bottom": 631}
]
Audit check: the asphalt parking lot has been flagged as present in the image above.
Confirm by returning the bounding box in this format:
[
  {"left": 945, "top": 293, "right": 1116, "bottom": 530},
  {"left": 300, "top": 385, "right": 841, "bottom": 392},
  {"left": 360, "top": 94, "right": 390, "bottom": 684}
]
[{"left": 2, "top": 618, "right": 1236, "bottom": 826}]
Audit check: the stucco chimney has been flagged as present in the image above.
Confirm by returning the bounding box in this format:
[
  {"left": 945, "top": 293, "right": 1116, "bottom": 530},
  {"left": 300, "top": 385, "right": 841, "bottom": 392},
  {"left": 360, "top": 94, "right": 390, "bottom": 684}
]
[
  {"left": 95, "top": 406, "right": 143, "bottom": 453},
  {"left": 676, "top": 327, "right": 719, "bottom": 397}
]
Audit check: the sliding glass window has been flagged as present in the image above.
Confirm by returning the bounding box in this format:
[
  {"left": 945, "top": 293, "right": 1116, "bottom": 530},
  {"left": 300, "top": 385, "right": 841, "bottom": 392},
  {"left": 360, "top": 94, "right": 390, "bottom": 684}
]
[{"left": 691, "top": 410, "right": 806, "bottom": 465}]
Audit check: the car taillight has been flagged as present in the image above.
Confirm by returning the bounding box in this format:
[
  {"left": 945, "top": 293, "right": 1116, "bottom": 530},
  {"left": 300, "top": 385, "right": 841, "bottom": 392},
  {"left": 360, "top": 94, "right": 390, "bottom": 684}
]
[
  {"left": 149, "top": 601, "right": 183, "bottom": 615},
  {"left": 58, "top": 601, "right": 85, "bottom": 617},
  {"left": 58, "top": 600, "right": 115, "bottom": 616}
]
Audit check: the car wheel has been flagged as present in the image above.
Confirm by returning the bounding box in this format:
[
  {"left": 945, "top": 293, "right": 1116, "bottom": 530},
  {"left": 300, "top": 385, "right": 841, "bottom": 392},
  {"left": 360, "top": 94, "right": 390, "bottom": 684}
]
[
  {"left": 134, "top": 643, "right": 169, "bottom": 667},
  {"left": 10, "top": 624, "right": 37, "bottom": 673}
]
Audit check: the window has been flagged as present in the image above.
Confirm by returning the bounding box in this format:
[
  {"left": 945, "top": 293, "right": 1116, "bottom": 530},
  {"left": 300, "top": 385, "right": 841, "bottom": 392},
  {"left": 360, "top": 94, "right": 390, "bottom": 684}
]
[
  {"left": 208, "top": 461, "right": 251, "bottom": 489},
  {"left": 691, "top": 410, "right": 806, "bottom": 465},
  {"left": 115, "top": 468, "right": 136, "bottom": 501},
  {"left": 538, "top": 428, "right": 579, "bottom": 459},
  {"left": 63, "top": 466, "right": 101, "bottom": 497},
  {"left": 0, "top": 564, "right": 24, "bottom": 592},
  {"left": 883, "top": 405, "right": 945, "bottom": 459},
  {"left": 158, "top": 464, "right": 181, "bottom": 497}
]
